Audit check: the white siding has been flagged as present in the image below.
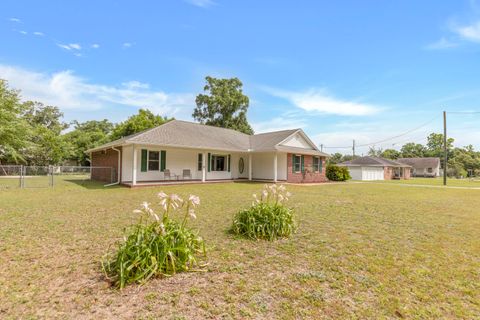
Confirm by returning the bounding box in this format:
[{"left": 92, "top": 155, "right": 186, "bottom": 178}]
[
  {"left": 122, "top": 145, "right": 245, "bottom": 182},
  {"left": 121, "top": 145, "right": 133, "bottom": 182},
  {"left": 120, "top": 144, "right": 287, "bottom": 183},
  {"left": 231, "top": 153, "right": 249, "bottom": 179},
  {"left": 361, "top": 167, "right": 384, "bottom": 180},
  {"left": 277, "top": 152, "right": 287, "bottom": 180},
  {"left": 347, "top": 166, "right": 384, "bottom": 181},
  {"left": 280, "top": 133, "right": 314, "bottom": 150},
  {"left": 250, "top": 152, "right": 287, "bottom": 181},
  {"left": 348, "top": 167, "right": 363, "bottom": 180},
  {"left": 251, "top": 153, "right": 274, "bottom": 180}
]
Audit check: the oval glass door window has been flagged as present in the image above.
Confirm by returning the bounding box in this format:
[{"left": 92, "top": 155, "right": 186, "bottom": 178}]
[{"left": 239, "top": 157, "right": 245, "bottom": 174}]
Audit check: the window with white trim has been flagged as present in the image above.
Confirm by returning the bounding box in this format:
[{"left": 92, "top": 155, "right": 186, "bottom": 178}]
[
  {"left": 211, "top": 155, "right": 226, "bottom": 171},
  {"left": 293, "top": 155, "right": 301, "bottom": 172},
  {"left": 313, "top": 156, "right": 321, "bottom": 172},
  {"left": 148, "top": 151, "right": 160, "bottom": 171}
]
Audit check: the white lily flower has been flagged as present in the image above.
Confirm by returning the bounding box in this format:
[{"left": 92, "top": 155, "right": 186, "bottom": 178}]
[
  {"left": 157, "top": 191, "right": 167, "bottom": 199},
  {"left": 133, "top": 209, "right": 143, "bottom": 214},
  {"left": 188, "top": 208, "right": 197, "bottom": 219},
  {"left": 189, "top": 195, "right": 200, "bottom": 207}
]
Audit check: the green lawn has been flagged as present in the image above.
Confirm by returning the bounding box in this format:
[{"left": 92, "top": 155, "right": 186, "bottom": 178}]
[
  {"left": 0, "top": 180, "right": 479, "bottom": 319},
  {"left": 370, "top": 177, "right": 480, "bottom": 188}
]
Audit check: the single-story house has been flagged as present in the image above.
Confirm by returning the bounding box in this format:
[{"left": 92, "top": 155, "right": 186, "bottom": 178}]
[
  {"left": 396, "top": 157, "right": 440, "bottom": 177},
  {"left": 86, "top": 120, "right": 330, "bottom": 186},
  {"left": 338, "top": 156, "right": 411, "bottom": 181}
]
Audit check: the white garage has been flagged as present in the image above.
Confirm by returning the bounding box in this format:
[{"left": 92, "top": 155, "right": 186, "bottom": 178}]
[
  {"left": 338, "top": 156, "right": 411, "bottom": 181},
  {"left": 346, "top": 166, "right": 384, "bottom": 180}
]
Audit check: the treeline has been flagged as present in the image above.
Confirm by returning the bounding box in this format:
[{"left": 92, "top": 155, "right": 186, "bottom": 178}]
[
  {"left": 0, "top": 80, "right": 172, "bottom": 166},
  {"left": 328, "top": 133, "right": 480, "bottom": 177}
]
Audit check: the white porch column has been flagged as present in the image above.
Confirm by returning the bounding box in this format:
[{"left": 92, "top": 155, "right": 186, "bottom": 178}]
[
  {"left": 202, "top": 152, "right": 207, "bottom": 182},
  {"left": 132, "top": 144, "right": 137, "bottom": 186},
  {"left": 248, "top": 153, "right": 252, "bottom": 181},
  {"left": 273, "top": 152, "right": 278, "bottom": 183}
]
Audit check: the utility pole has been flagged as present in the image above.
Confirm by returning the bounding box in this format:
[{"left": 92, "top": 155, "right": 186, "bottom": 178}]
[
  {"left": 443, "top": 111, "right": 447, "bottom": 186},
  {"left": 320, "top": 144, "right": 323, "bottom": 152},
  {"left": 352, "top": 139, "right": 356, "bottom": 157}
]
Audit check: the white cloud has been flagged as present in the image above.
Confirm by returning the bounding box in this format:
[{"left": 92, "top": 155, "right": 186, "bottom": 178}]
[
  {"left": 57, "top": 43, "right": 82, "bottom": 51},
  {"left": 18, "top": 30, "right": 27, "bottom": 35},
  {"left": 184, "top": 0, "right": 215, "bottom": 7},
  {"left": 453, "top": 21, "right": 480, "bottom": 42},
  {"left": 91, "top": 43, "right": 100, "bottom": 49},
  {"left": 264, "top": 87, "right": 381, "bottom": 116},
  {"left": 33, "top": 31, "right": 45, "bottom": 36},
  {"left": 252, "top": 116, "right": 307, "bottom": 133},
  {"left": 9, "top": 17, "right": 21, "bottom": 23},
  {"left": 0, "top": 64, "right": 195, "bottom": 117},
  {"left": 425, "top": 37, "right": 458, "bottom": 50},
  {"left": 123, "top": 42, "right": 133, "bottom": 48}
]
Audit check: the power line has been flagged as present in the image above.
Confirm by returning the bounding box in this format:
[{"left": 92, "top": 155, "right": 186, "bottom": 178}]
[
  {"left": 320, "top": 114, "right": 440, "bottom": 150},
  {"left": 355, "top": 115, "right": 440, "bottom": 147},
  {"left": 446, "top": 111, "right": 480, "bottom": 114}
]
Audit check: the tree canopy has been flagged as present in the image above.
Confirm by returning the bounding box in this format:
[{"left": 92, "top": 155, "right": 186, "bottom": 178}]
[
  {"left": 0, "top": 80, "right": 31, "bottom": 164},
  {"left": 64, "top": 120, "right": 114, "bottom": 166},
  {"left": 110, "top": 109, "right": 173, "bottom": 141},
  {"left": 193, "top": 76, "right": 254, "bottom": 135}
]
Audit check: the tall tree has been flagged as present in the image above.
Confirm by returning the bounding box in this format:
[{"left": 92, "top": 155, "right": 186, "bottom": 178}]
[
  {"left": 381, "top": 149, "right": 400, "bottom": 159},
  {"left": 425, "top": 133, "right": 454, "bottom": 158},
  {"left": 110, "top": 109, "right": 172, "bottom": 141},
  {"left": 367, "top": 147, "right": 383, "bottom": 157},
  {"left": 400, "top": 142, "right": 425, "bottom": 158},
  {"left": 193, "top": 76, "right": 254, "bottom": 134},
  {"left": 22, "top": 101, "right": 69, "bottom": 165},
  {"left": 0, "top": 80, "right": 31, "bottom": 164},
  {"left": 64, "top": 120, "right": 114, "bottom": 165}
]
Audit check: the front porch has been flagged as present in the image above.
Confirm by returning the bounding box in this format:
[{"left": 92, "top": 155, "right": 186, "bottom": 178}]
[
  {"left": 121, "top": 178, "right": 286, "bottom": 188},
  {"left": 121, "top": 145, "right": 288, "bottom": 187}
]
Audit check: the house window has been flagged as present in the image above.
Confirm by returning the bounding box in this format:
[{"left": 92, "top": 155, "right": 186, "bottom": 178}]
[
  {"left": 197, "top": 153, "right": 203, "bottom": 171},
  {"left": 211, "top": 155, "right": 226, "bottom": 171},
  {"left": 293, "top": 155, "right": 301, "bottom": 172},
  {"left": 313, "top": 156, "right": 321, "bottom": 172},
  {"left": 148, "top": 151, "right": 160, "bottom": 171},
  {"left": 427, "top": 167, "right": 433, "bottom": 173}
]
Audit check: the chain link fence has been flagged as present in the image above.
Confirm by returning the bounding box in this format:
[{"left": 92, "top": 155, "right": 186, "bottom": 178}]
[{"left": 0, "top": 165, "right": 115, "bottom": 189}]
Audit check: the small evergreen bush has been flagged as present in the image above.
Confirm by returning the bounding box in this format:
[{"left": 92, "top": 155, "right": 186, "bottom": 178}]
[
  {"left": 326, "top": 164, "right": 351, "bottom": 181},
  {"left": 102, "top": 192, "right": 206, "bottom": 289},
  {"left": 231, "top": 184, "right": 296, "bottom": 240}
]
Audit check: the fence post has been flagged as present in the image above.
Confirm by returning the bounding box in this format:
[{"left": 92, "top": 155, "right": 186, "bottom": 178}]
[
  {"left": 20, "top": 165, "right": 24, "bottom": 188},
  {"left": 50, "top": 165, "right": 54, "bottom": 187}
]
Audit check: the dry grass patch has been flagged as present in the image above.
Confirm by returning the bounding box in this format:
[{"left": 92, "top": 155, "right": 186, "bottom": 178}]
[{"left": 0, "top": 179, "right": 479, "bottom": 319}]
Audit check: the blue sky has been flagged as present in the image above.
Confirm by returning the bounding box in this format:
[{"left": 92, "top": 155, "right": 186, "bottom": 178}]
[{"left": 1, "top": 0, "right": 480, "bottom": 154}]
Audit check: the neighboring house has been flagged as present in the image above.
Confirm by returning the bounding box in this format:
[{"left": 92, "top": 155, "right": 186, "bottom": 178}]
[
  {"left": 86, "top": 120, "right": 330, "bottom": 186},
  {"left": 338, "top": 156, "right": 411, "bottom": 181},
  {"left": 396, "top": 157, "right": 440, "bottom": 177}
]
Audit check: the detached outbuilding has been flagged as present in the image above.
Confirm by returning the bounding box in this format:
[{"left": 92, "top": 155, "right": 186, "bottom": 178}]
[
  {"left": 396, "top": 157, "right": 440, "bottom": 177},
  {"left": 338, "top": 156, "right": 411, "bottom": 181}
]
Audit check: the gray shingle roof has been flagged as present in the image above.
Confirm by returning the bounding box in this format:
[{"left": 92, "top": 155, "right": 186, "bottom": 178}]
[
  {"left": 339, "top": 156, "right": 411, "bottom": 168},
  {"left": 249, "top": 129, "right": 298, "bottom": 151},
  {"left": 87, "top": 120, "right": 329, "bottom": 156},
  {"left": 397, "top": 157, "right": 440, "bottom": 168}
]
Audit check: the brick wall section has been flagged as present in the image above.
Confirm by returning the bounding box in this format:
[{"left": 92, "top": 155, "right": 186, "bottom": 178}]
[
  {"left": 384, "top": 166, "right": 411, "bottom": 180},
  {"left": 384, "top": 167, "right": 394, "bottom": 180},
  {"left": 90, "top": 147, "right": 122, "bottom": 182},
  {"left": 286, "top": 153, "right": 328, "bottom": 183}
]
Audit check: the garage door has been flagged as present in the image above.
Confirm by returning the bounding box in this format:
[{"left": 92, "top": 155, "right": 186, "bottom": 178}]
[
  {"left": 348, "top": 167, "right": 363, "bottom": 180},
  {"left": 362, "top": 167, "right": 384, "bottom": 180}
]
